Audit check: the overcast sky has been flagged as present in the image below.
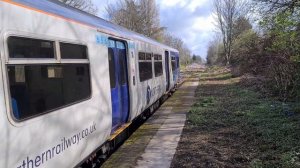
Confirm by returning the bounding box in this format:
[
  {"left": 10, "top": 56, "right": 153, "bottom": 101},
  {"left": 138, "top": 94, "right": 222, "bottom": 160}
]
[{"left": 92, "top": 0, "right": 215, "bottom": 59}]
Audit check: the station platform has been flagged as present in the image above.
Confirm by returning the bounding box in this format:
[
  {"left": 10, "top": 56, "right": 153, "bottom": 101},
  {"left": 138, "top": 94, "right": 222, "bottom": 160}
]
[{"left": 101, "top": 79, "right": 199, "bottom": 168}]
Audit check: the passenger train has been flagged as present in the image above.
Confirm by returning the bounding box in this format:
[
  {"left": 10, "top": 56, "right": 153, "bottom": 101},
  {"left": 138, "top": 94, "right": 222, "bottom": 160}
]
[{"left": 0, "top": 0, "right": 180, "bottom": 167}]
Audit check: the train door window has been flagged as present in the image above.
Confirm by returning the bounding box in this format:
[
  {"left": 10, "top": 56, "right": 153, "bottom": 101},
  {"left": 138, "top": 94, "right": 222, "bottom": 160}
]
[
  {"left": 154, "top": 54, "right": 163, "bottom": 77},
  {"left": 60, "top": 42, "right": 87, "bottom": 59},
  {"left": 138, "top": 52, "right": 153, "bottom": 82},
  {"left": 171, "top": 57, "right": 176, "bottom": 71},
  {"left": 117, "top": 42, "right": 127, "bottom": 85},
  {"left": 7, "top": 37, "right": 91, "bottom": 121},
  {"left": 8, "top": 36, "right": 55, "bottom": 59},
  {"left": 108, "top": 48, "right": 116, "bottom": 88}
]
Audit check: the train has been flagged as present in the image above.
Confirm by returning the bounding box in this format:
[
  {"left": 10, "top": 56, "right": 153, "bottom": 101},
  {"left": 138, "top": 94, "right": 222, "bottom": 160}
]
[{"left": 0, "top": 0, "right": 180, "bottom": 167}]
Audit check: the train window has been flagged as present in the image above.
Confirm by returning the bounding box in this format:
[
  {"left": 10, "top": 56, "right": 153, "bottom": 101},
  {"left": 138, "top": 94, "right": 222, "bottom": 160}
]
[
  {"left": 8, "top": 64, "right": 91, "bottom": 120},
  {"left": 138, "top": 52, "right": 153, "bottom": 82},
  {"left": 138, "top": 52, "right": 145, "bottom": 60},
  {"left": 108, "top": 48, "right": 116, "bottom": 88},
  {"left": 155, "top": 62, "right": 163, "bottom": 77},
  {"left": 119, "top": 48, "right": 127, "bottom": 85},
  {"left": 154, "top": 54, "right": 162, "bottom": 60},
  {"left": 171, "top": 57, "right": 176, "bottom": 71},
  {"left": 176, "top": 57, "right": 180, "bottom": 68},
  {"left": 8, "top": 36, "right": 54, "bottom": 59},
  {"left": 145, "top": 53, "right": 152, "bottom": 60},
  {"left": 154, "top": 54, "right": 163, "bottom": 77},
  {"left": 139, "top": 62, "right": 153, "bottom": 81},
  {"left": 60, "top": 43, "right": 87, "bottom": 59},
  {"left": 7, "top": 37, "right": 91, "bottom": 121}
]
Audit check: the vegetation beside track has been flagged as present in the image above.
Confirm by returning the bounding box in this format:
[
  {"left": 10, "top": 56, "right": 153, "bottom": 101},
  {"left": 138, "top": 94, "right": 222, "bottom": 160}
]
[{"left": 171, "top": 67, "right": 300, "bottom": 168}]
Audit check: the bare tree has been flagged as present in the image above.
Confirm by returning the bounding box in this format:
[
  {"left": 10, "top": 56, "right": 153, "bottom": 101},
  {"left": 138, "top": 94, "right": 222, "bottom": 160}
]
[
  {"left": 213, "top": 0, "right": 248, "bottom": 65},
  {"left": 139, "top": 0, "right": 165, "bottom": 40},
  {"left": 163, "top": 32, "right": 192, "bottom": 65},
  {"left": 59, "top": 0, "right": 98, "bottom": 15},
  {"left": 106, "top": 0, "right": 143, "bottom": 33},
  {"left": 255, "top": 0, "right": 300, "bottom": 13},
  {"left": 106, "top": 0, "right": 191, "bottom": 64},
  {"left": 106, "top": 0, "right": 164, "bottom": 41},
  {"left": 206, "top": 36, "right": 224, "bottom": 65}
]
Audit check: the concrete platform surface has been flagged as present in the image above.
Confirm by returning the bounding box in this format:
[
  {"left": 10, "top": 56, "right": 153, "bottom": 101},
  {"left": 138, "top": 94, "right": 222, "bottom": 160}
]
[{"left": 101, "top": 80, "right": 199, "bottom": 168}]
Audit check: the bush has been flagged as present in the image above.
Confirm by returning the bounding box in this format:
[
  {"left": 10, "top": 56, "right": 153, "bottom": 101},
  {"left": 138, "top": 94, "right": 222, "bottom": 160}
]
[
  {"left": 231, "top": 30, "right": 263, "bottom": 76},
  {"left": 231, "top": 10, "right": 300, "bottom": 101}
]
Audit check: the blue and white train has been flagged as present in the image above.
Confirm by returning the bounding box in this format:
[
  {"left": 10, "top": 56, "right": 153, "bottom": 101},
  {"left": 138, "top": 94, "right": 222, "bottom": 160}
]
[{"left": 0, "top": 0, "right": 180, "bottom": 167}]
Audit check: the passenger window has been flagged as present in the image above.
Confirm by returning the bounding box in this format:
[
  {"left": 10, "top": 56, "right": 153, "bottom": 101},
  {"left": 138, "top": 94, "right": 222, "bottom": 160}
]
[
  {"left": 139, "top": 62, "right": 153, "bottom": 81},
  {"left": 138, "top": 52, "right": 153, "bottom": 82},
  {"left": 145, "top": 53, "right": 152, "bottom": 60},
  {"left": 8, "top": 36, "right": 55, "bottom": 59},
  {"left": 154, "top": 54, "right": 163, "bottom": 77},
  {"left": 60, "top": 43, "right": 87, "bottom": 59},
  {"left": 139, "top": 52, "right": 145, "bottom": 60},
  {"left": 7, "top": 37, "right": 91, "bottom": 121},
  {"left": 8, "top": 64, "right": 91, "bottom": 120}
]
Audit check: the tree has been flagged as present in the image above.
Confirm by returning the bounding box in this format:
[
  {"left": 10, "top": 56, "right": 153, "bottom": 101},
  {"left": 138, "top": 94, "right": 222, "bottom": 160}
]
[
  {"left": 59, "top": 0, "right": 98, "bottom": 15},
  {"left": 206, "top": 38, "right": 224, "bottom": 65},
  {"left": 106, "top": 0, "right": 164, "bottom": 41},
  {"left": 163, "top": 32, "right": 192, "bottom": 65},
  {"left": 260, "top": 11, "right": 300, "bottom": 100},
  {"left": 106, "top": 0, "right": 142, "bottom": 33},
  {"left": 255, "top": 0, "right": 300, "bottom": 14},
  {"left": 213, "top": 0, "right": 249, "bottom": 65},
  {"left": 192, "top": 55, "right": 197, "bottom": 61},
  {"left": 106, "top": 0, "right": 191, "bottom": 65},
  {"left": 139, "top": 0, "right": 165, "bottom": 40},
  {"left": 234, "top": 0, "right": 300, "bottom": 100},
  {"left": 192, "top": 55, "right": 203, "bottom": 64},
  {"left": 231, "top": 30, "right": 263, "bottom": 74},
  {"left": 232, "top": 17, "right": 252, "bottom": 39}
]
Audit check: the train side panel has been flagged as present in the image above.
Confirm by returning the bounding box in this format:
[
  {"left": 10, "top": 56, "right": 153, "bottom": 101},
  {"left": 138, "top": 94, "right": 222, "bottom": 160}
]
[
  {"left": 0, "top": 10, "right": 10, "bottom": 167},
  {"left": 0, "top": 2, "right": 111, "bottom": 167},
  {"left": 0, "top": 1, "right": 180, "bottom": 167},
  {"left": 126, "top": 41, "right": 139, "bottom": 121},
  {"left": 134, "top": 42, "right": 167, "bottom": 116}
]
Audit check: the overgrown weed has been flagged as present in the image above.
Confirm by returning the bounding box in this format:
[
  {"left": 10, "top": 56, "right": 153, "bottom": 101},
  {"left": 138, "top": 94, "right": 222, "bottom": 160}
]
[{"left": 188, "top": 68, "right": 300, "bottom": 167}]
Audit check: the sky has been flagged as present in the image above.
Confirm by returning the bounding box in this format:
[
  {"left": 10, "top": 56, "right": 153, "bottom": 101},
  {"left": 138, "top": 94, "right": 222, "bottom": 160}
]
[{"left": 92, "top": 0, "right": 215, "bottom": 59}]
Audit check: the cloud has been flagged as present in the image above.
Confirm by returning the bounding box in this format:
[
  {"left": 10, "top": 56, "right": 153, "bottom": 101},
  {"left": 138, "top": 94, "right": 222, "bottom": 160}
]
[
  {"left": 191, "top": 14, "right": 215, "bottom": 32},
  {"left": 159, "top": 0, "right": 207, "bottom": 12},
  {"left": 187, "top": 0, "right": 209, "bottom": 12},
  {"left": 158, "top": 0, "right": 215, "bottom": 59},
  {"left": 159, "top": 0, "right": 188, "bottom": 8}
]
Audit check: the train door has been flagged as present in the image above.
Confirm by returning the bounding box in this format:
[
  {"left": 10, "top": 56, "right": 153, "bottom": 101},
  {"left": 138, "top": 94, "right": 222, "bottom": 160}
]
[
  {"left": 108, "top": 39, "right": 129, "bottom": 132},
  {"left": 165, "top": 51, "right": 170, "bottom": 91}
]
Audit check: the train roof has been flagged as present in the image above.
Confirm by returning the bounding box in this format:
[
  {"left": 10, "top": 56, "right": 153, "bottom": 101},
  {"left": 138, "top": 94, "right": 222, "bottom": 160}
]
[{"left": 10, "top": 0, "right": 178, "bottom": 52}]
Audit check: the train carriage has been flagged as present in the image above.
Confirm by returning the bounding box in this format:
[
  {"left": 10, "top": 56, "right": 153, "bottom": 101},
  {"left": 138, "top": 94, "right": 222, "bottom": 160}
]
[{"left": 0, "top": 0, "right": 180, "bottom": 167}]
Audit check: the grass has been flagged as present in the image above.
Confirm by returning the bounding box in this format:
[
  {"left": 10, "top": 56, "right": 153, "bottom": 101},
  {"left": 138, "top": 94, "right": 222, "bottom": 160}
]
[
  {"left": 200, "top": 73, "right": 233, "bottom": 81},
  {"left": 186, "top": 70, "right": 300, "bottom": 168}
]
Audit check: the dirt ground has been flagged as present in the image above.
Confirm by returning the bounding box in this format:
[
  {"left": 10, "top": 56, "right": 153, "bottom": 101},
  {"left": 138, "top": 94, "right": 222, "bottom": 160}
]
[{"left": 171, "top": 69, "right": 300, "bottom": 168}]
